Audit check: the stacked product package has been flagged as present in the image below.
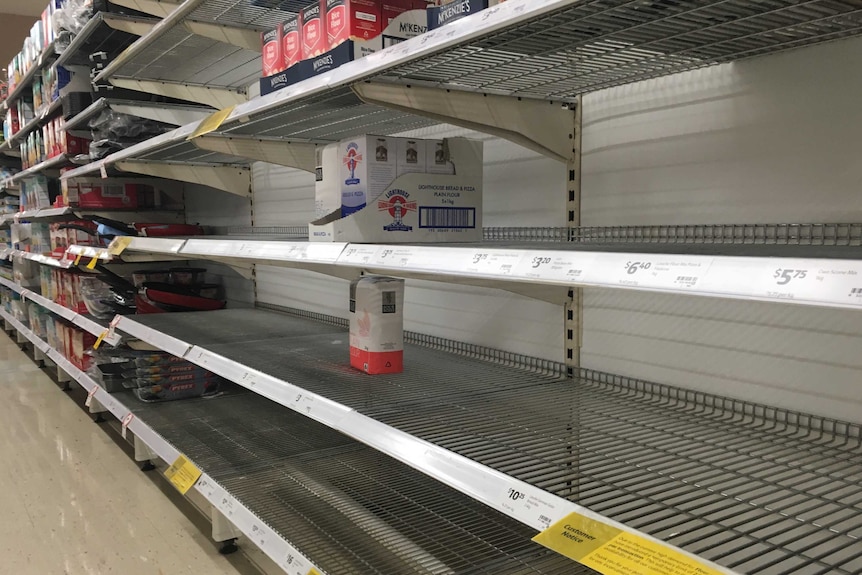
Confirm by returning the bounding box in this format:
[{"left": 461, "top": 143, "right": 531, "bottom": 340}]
[
  {"left": 91, "top": 349, "right": 223, "bottom": 402},
  {"left": 260, "top": 0, "right": 508, "bottom": 94}
]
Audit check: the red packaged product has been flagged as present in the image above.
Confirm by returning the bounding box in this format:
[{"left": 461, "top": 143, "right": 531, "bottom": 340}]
[
  {"left": 261, "top": 24, "right": 284, "bottom": 76},
  {"left": 78, "top": 182, "right": 139, "bottom": 209},
  {"left": 326, "top": 0, "right": 381, "bottom": 50},
  {"left": 301, "top": 0, "right": 326, "bottom": 60},
  {"left": 282, "top": 15, "right": 302, "bottom": 68}
]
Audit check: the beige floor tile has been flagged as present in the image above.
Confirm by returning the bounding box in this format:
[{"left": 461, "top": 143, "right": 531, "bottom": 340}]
[{"left": 0, "top": 333, "right": 248, "bottom": 575}]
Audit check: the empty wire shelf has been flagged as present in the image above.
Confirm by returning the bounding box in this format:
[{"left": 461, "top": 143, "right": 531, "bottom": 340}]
[{"left": 127, "top": 309, "right": 862, "bottom": 575}]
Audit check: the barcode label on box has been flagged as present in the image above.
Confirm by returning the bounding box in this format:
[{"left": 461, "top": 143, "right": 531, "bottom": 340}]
[
  {"left": 381, "top": 291, "right": 396, "bottom": 313},
  {"left": 419, "top": 207, "right": 476, "bottom": 229},
  {"left": 102, "top": 185, "right": 125, "bottom": 197}
]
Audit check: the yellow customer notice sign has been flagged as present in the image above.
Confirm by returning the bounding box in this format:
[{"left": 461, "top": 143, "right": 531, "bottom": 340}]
[{"left": 533, "top": 512, "right": 723, "bottom": 575}]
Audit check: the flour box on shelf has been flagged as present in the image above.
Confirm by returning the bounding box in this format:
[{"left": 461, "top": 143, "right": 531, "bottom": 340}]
[
  {"left": 309, "top": 136, "right": 482, "bottom": 243},
  {"left": 301, "top": 1, "right": 326, "bottom": 60},
  {"left": 261, "top": 24, "right": 285, "bottom": 77},
  {"left": 349, "top": 275, "right": 404, "bottom": 374}
]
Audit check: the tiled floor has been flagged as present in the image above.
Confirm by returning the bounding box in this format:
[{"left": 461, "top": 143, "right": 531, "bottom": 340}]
[{"left": 0, "top": 333, "right": 249, "bottom": 575}]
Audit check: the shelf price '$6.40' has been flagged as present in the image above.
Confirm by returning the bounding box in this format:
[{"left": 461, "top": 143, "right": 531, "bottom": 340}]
[{"left": 774, "top": 268, "right": 807, "bottom": 285}]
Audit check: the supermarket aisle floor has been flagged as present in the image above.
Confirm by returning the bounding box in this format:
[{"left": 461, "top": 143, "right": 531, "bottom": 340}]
[{"left": 0, "top": 334, "right": 248, "bottom": 575}]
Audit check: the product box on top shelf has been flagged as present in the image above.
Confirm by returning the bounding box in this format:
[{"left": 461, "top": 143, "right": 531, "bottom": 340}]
[
  {"left": 261, "top": 3, "right": 426, "bottom": 95},
  {"left": 302, "top": 1, "right": 326, "bottom": 60},
  {"left": 310, "top": 136, "right": 482, "bottom": 242},
  {"left": 282, "top": 14, "right": 302, "bottom": 68},
  {"left": 427, "top": 0, "right": 503, "bottom": 30},
  {"left": 261, "top": 24, "right": 285, "bottom": 77}
]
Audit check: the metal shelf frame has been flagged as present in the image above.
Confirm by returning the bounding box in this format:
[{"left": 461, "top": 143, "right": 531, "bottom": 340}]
[
  {"left": 2, "top": 247, "right": 74, "bottom": 269},
  {"left": 0, "top": 275, "right": 120, "bottom": 345},
  {"left": 4, "top": 154, "right": 70, "bottom": 187},
  {"left": 0, "top": 309, "right": 327, "bottom": 575},
  {"left": 63, "top": 97, "right": 214, "bottom": 139},
  {"left": 54, "top": 12, "right": 157, "bottom": 69}
]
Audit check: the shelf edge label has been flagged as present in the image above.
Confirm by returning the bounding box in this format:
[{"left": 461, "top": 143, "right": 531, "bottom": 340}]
[
  {"left": 187, "top": 105, "right": 236, "bottom": 140},
  {"left": 164, "top": 454, "right": 202, "bottom": 495}
]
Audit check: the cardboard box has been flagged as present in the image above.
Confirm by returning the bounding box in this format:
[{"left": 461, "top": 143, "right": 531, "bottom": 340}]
[
  {"left": 326, "top": 0, "right": 381, "bottom": 50},
  {"left": 69, "top": 327, "right": 96, "bottom": 371},
  {"left": 261, "top": 24, "right": 284, "bottom": 76},
  {"left": 282, "top": 15, "right": 302, "bottom": 68},
  {"left": 310, "top": 137, "right": 482, "bottom": 243},
  {"left": 349, "top": 276, "right": 404, "bottom": 374},
  {"left": 78, "top": 181, "right": 139, "bottom": 209},
  {"left": 301, "top": 1, "right": 326, "bottom": 60},
  {"left": 427, "top": 0, "right": 488, "bottom": 30},
  {"left": 315, "top": 143, "right": 341, "bottom": 219},
  {"left": 383, "top": 0, "right": 426, "bottom": 27},
  {"left": 396, "top": 138, "right": 426, "bottom": 176},
  {"left": 340, "top": 135, "right": 397, "bottom": 217}
]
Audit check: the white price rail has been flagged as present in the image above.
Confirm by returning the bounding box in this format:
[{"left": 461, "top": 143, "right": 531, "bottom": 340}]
[
  {"left": 5, "top": 249, "right": 74, "bottom": 269},
  {"left": 0, "top": 308, "right": 326, "bottom": 575},
  {"left": 180, "top": 239, "right": 346, "bottom": 266},
  {"left": 114, "top": 314, "right": 737, "bottom": 575},
  {"left": 0, "top": 276, "right": 121, "bottom": 345}
]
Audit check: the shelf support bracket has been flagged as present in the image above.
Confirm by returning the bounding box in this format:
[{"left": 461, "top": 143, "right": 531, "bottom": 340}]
[
  {"left": 134, "top": 435, "right": 159, "bottom": 462},
  {"left": 184, "top": 21, "right": 262, "bottom": 52},
  {"left": 352, "top": 82, "right": 575, "bottom": 162},
  {"left": 103, "top": 15, "right": 155, "bottom": 37},
  {"left": 565, "top": 96, "right": 582, "bottom": 377},
  {"left": 108, "top": 78, "right": 246, "bottom": 110},
  {"left": 107, "top": 0, "right": 181, "bottom": 17},
  {"left": 115, "top": 161, "right": 251, "bottom": 197},
  {"left": 192, "top": 136, "right": 316, "bottom": 173}
]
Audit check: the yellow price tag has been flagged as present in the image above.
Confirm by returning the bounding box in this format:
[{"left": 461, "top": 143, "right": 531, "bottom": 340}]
[
  {"left": 532, "top": 512, "right": 724, "bottom": 575},
  {"left": 73, "top": 253, "right": 82, "bottom": 265},
  {"left": 187, "top": 105, "right": 236, "bottom": 140},
  {"left": 307, "top": 569, "right": 322, "bottom": 575},
  {"left": 108, "top": 236, "right": 133, "bottom": 256},
  {"left": 164, "top": 455, "right": 202, "bottom": 495},
  {"left": 86, "top": 255, "right": 99, "bottom": 270},
  {"left": 93, "top": 331, "right": 106, "bottom": 350}
]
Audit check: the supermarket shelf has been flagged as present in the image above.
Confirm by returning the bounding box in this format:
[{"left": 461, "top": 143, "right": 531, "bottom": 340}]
[
  {"left": 119, "top": 308, "right": 862, "bottom": 575},
  {"left": 0, "top": 275, "right": 120, "bottom": 345},
  {"left": 2, "top": 41, "right": 57, "bottom": 110},
  {"left": 0, "top": 309, "right": 329, "bottom": 575},
  {"left": 66, "top": 240, "right": 187, "bottom": 263},
  {"left": 91, "top": 235, "right": 862, "bottom": 310},
  {"left": 55, "top": 12, "right": 158, "bottom": 69},
  {"left": 5, "top": 99, "right": 63, "bottom": 150},
  {"left": 94, "top": 0, "right": 299, "bottom": 91},
  {"left": 3, "top": 248, "right": 74, "bottom": 269},
  {"left": 4, "top": 154, "right": 71, "bottom": 186},
  {"left": 64, "top": 97, "right": 213, "bottom": 138},
  {"left": 0, "top": 206, "right": 186, "bottom": 226}
]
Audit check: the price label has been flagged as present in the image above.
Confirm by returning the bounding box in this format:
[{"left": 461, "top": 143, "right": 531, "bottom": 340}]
[
  {"left": 773, "top": 267, "right": 807, "bottom": 285},
  {"left": 100, "top": 165, "right": 108, "bottom": 179},
  {"left": 592, "top": 254, "right": 711, "bottom": 291},
  {"left": 509, "top": 251, "right": 592, "bottom": 284},
  {"left": 463, "top": 250, "right": 522, "bottom": 276},
  {"left": 187, "top": 105, "right": 236, "bottom": 140},
  {"left": 240, "top": 371, "right": 257, "bottom": 387},
  {"left": 196, "top": 476, "right": 216, "bottom": 499},
  {"left": 164, "top": 455, "right": 202, "bottom": 495},
  {"left": 120, "top": 413, "right": 134, "bottom": 439},
  {"left": 338, "top": 245, "right": 379, "bottom": 265},
  {"left": 220, "top": 496, "right": 235, "bottom": 517},
  {"left": 84, "top": 385, "right": 99, "bottom": 408},
  {"left": 73, "top": 253, "right": 82, "bottom": 266},
  {"left": 93, "top": 331, "right": 107, "bottom": 350},
  {"left": 250, "top": 523, "right": 270, "bottom": 548},
  {"left": 498, "top": 483, "right": 559, "bottom": 530},
  {"left": 108, "top": 236, "right": 132, "bottom": 256},
  {"left": 282, "top": 551, "right": 309, "bottom": 574},
  {"left": 86, "top": 256, "right": 99, "bottom": 270}
]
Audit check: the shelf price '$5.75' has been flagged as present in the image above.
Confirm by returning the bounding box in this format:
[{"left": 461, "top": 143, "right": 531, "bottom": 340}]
[{"left": 774, "top": 268, "right": 807, "bottom": 285}]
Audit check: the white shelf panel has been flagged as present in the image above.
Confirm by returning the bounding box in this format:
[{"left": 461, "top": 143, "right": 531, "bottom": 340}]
[
  {"left": 0, "top": 309, "right": 323, "bottom": 575},
  {"left": 4, "top": 154, "right": 70, "bottom": 186},
  {"left": 64, "top": 97, "right": 214, "bottom": 139},
  {"left": 0, "top": 275, "right": 121, "bottom": 345},
  {"left": 89, "top": 236, "right": 862, "bottom": 311},
  {"left": 116, "top": 313, "right": 736, "bottom": 575},
  {"left": 4, "top": 248, "right": 74, "bottom": 269}
]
